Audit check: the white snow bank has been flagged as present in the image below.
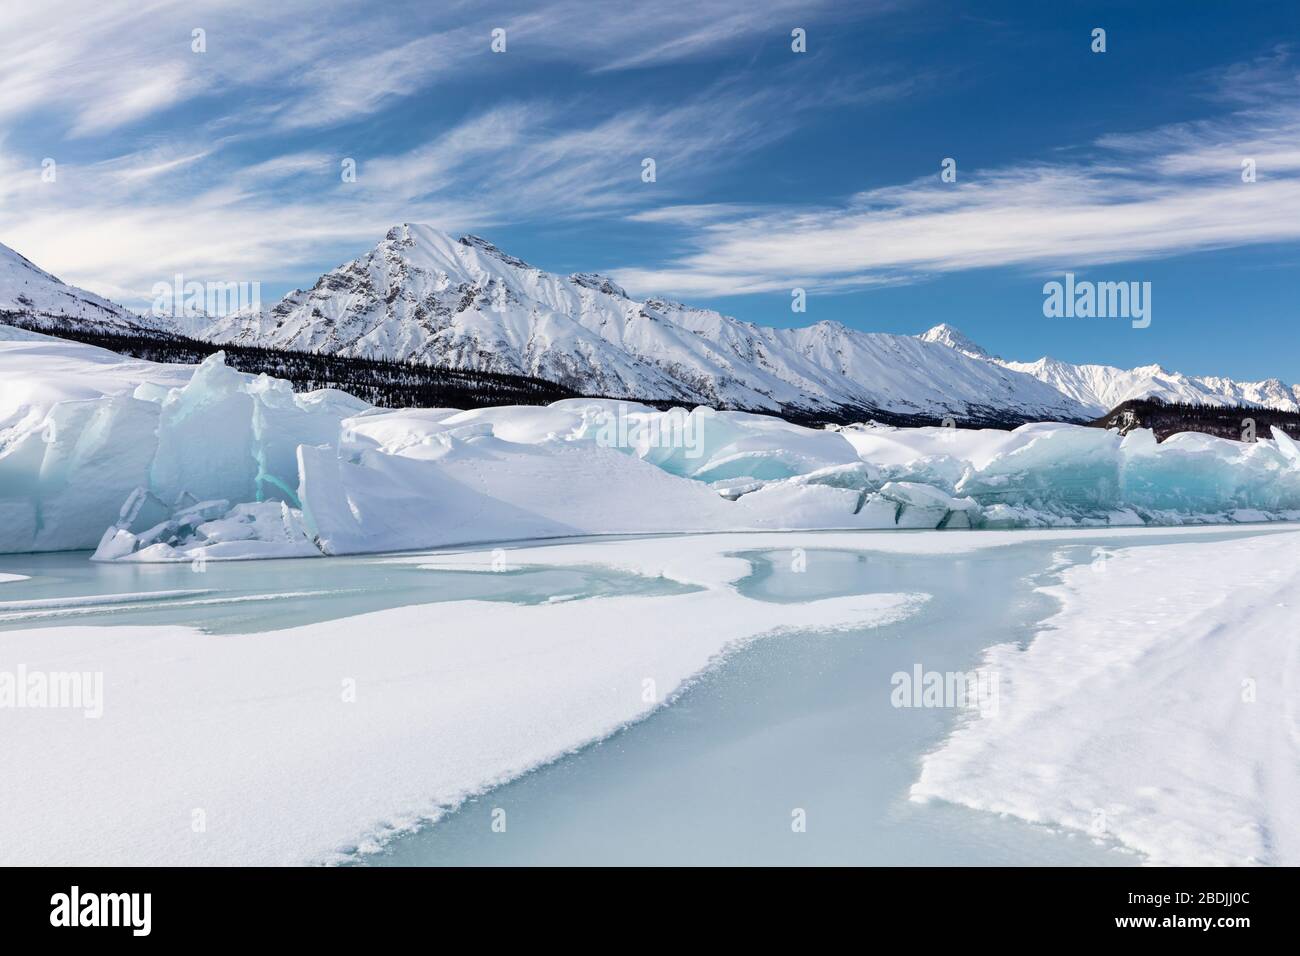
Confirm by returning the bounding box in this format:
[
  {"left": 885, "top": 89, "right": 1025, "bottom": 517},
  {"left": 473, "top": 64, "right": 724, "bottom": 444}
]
[
  {"left": 912, "top": 529, "right": 1300, "bottom": 865},
  {"left": 0, "top": 325, "right": 192, "bottom": 428},
  {"left": 296, "top": 434, "right": 735, "bottom": 554},
  {"left": 0, "top": 537, "right": 925, "bottom": 865}
]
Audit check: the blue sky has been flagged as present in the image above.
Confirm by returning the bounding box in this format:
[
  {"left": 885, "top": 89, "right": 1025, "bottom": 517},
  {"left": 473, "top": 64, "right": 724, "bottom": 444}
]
[{"left": 2, "top": 0, "right": 1298, "bottom": 380}]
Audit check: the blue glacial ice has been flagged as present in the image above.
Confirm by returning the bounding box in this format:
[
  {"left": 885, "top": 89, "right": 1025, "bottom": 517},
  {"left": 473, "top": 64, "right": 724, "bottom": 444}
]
[{"left": 2, "top": 333, "right": 1300, "bottom": 561}]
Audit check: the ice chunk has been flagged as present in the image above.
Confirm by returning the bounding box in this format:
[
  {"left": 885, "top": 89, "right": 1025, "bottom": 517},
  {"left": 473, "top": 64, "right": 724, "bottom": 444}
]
[
  {"left": 572, "top": 405, "right": 860, "bottom": 482},
  {"left": 297, "top": 436, "right": 741, "bottom": 556},
  {"left": 94, "top": 498, "right": 318, "bottom": 562},
  {"left": 1270, "top": 425, "right": 1300, "bottom": 467},
  {"left": 117, "top": 486, "right": 173, "bottom": 534},
  {"left": 956, "top": 425, "right": 1122, "bottom": 515},
  {"left": 250, "top": 376, "right": 367, "bottom": 504},
  {"left": 153, "top": 353, "right": 368, "bottom": 508},
  {"left": 1, "top": 342, "right": 367, "bottom": 553},
  {"left": 878, "top": 481, "right": 981, "bottom": 529},
  {"left": 732, "top": 483, "right": 866, "bottom": 529},
  {"left": 0, "top": 395, "right": 162, "bottom": 552},
  {"left": 149, "top": 352, "right": 259, "bottom": 504},
  {"left": 92, "top": 494, "right": 231, "bottom": 561}
]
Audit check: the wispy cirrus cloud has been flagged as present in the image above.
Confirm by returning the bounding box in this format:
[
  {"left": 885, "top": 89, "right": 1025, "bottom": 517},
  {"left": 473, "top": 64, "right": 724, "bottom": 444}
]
[
  {"left": 0, "top": 0, "right": 899, "bottom": 304},
  {"left": 613, "top": 54, "right": 1300, "bottom": 298},
  {"left": 0, "top": 77, "right": 819, "bottom": 302},
  {"left": 0, "top": 0, "right": 890, "bottom": 138},
  {"left": 11, "top": 0, "right": 1294, "bottom": 320}
]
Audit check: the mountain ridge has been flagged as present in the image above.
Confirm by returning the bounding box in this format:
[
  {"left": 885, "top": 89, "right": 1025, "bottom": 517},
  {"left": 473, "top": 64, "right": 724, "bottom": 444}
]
[
  {"left": 3, "top": 224, "right": 1296, "bottom": 423},
  {"left": 198, "top": 222, "right": 1089, "bottom": 423},
  {"left": 0, "top": 241, "right": 175, "bottom": 336},
  {"left": 995, "top": 352, "right": 1300, "bottom": 415}
]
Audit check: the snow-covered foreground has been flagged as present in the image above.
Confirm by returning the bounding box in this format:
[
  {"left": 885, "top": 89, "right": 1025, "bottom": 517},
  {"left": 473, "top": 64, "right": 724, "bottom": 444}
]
[
  {"left": 913, "top": 530, "right": 1300, "bottom": 866},
  {"left": 5, "top": 327, "right": 1300, "bottom": 561},
  {"left": 0, "top": 534, "right": 924, "bottom": 866},
  {"left": 1, "top": 525, "right": 1295, "bottom": 865}
]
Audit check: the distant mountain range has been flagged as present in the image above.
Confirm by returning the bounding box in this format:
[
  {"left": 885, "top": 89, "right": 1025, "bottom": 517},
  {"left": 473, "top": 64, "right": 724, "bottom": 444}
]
[
  {"left": 194, "top": 224, "right": 1081, "bottom": 424},
  {"left": 3, "top": 225, "right": 1298, "bottom": 423},
  {"left": 921, "top": 322, "right": 1300, "bottom": 415}
]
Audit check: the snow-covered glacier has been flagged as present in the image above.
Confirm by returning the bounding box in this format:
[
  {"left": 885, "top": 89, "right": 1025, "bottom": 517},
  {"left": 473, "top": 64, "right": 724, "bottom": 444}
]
[{"left": 3, "top": 326, "right": 1300, "bottom": 561}]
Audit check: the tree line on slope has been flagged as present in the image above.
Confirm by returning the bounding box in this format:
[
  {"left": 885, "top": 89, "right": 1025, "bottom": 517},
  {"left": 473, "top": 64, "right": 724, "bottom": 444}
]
[
  {"left": 7, "top": 322, "right": 588, "bottom": 409},
  {"left": 1091, "top": 398, "right": 1300, "bottom": 442},
  {"left": 12, "top": 320, "right": 1288, "bottom": 439}
]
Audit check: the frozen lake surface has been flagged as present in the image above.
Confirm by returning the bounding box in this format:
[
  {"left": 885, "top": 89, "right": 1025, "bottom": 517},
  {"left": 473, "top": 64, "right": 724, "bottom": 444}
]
[
  {"left": 358, "top": 537, "right": 1156, "bottom": 866},
  {"left": 0, "top": 526, "right": 1285, "bottom": 866},
  {"left": 0, "top": 548, "right": 694, "bottom": 633}
]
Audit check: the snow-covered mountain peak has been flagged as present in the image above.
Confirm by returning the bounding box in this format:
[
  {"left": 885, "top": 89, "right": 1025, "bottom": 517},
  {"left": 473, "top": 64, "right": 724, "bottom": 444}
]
[
  {"left": 371, "top": 224, "right": 550, "bottom": 287},
  {"left": 806, "top": 319, "right": 855, "bottom": 336},
  {"left": 197, "top": 226, "right": 1089, "bottom": 422},
  {"left": 8, "top": 224, "right": 1295, "bottom": 425},
  {"left": 380, "top": 222, "right": 469, "bottom": 264},
  {"left": 918, "top": 323, "right": 991, "bottom": 359}
]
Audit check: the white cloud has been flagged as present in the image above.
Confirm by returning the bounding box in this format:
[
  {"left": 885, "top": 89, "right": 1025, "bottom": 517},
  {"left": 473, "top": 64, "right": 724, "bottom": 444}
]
[
  {"left": 271, "top": 30, "right": 465, "bottom": 131},
  {"left": 627, "top": 203, "right": 767, "bottom": 225},
  {"left": 0, "top": 0, "right": 902, "bottom": 306},
  {"left": 6, "top": 1, "right": 1294, "bottom": 316},
  {"left": 0, "top": 0, "right": 885, "bottom": 139},
  {"left": 0, "top": 78, "right": 809, "bottom": 304},
  {"left": 614, "top": 79, "right": 1300, "bottom": 298}
]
